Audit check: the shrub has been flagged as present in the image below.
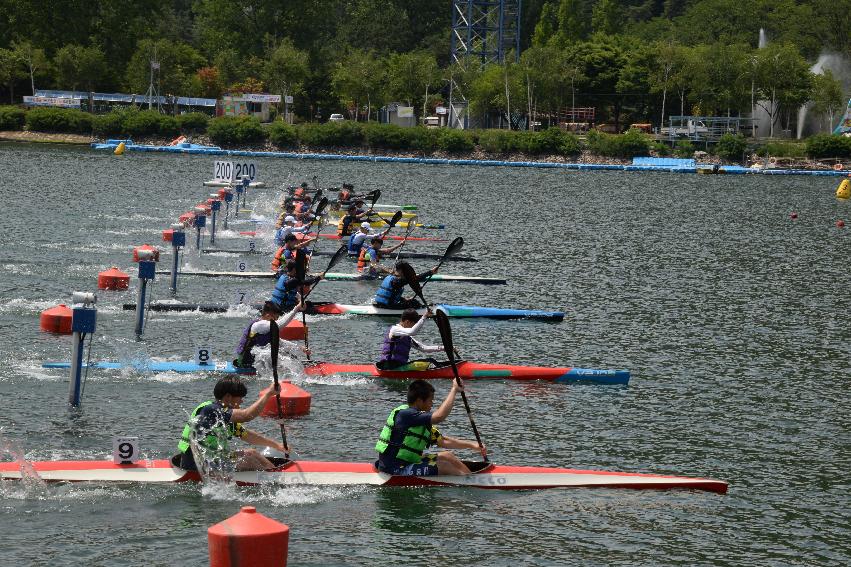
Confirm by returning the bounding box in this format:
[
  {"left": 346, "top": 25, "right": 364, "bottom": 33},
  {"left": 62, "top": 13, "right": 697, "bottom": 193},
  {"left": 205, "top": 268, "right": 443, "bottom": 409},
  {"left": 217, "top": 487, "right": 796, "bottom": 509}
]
[
  {"left": 92, "top": 111, "right": 125, "bottom": 137},
  {"left": 296, "top": 122, "right": 365, "bottom": 147},
  {"left": 527, "top": 127, "right": 580, "bottom": 155},
  {"left": 477, "top": 129, "right": 519, "bottom": 153},
  {"left": 754, "top": 141, "right": 806, "bottom": 158},
  {"left": 362, "top": 123, "right": 412, "bottom": 150},
  {"left": 436, "top": 128, "right": 474, "bottom": 152},
  {"left": 586, "top": 129, "right": 649, "bottom": 158},
  {"left": 122, "top": 110, "right": 166, "bottom": 137},
  {"left": 269, "top": 121, "right": 298, "bottom": 147},
  {"left": 0, "top": 105, "right": 25, "bottom": 130},
  {"left": 714, "top": 133, "right": 748, "bottom": 162},
  {"left": 158, "top": 116, "right": 180, "bottom": 138},
  {"left": 408, "top": 127, "right": 439, "bottom": 152},
  {"left": 805, "top": 134, "right": 851, "bottom": 159},
  {"left": 25, "top": 107, "right": 92, "bottom": 134},
  {"left": 650, "top": 141, "right": 671, "bottom": 156},
  {"left": 673, "top": 140, "right": 695, "bottom": 158},
  {"left": 207, "top": 116, "right": 267, "bottom": 146},
  {"left": 177, "top": 112, "right": 209, "bottom": 134}
]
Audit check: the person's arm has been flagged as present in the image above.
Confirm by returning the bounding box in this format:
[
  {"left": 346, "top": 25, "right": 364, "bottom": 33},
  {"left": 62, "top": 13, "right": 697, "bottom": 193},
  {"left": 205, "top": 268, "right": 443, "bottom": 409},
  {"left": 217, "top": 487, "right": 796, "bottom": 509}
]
[
  {"left": 231, "top": 385, "right": 276, "bottom": 423},
  {"left": 294, "top": 237, "right": 317, "bottom": 250},
  {"left": 387, "top": 314, "right": 428, "bottom": 338},
  {"left": 410, "top": 337, "right": 444, "bottom": 354},
  {"left": 242, "top": 429, "right": 288, "bottom": 453},
  {"left": 381, "top": 241, "right": 404, "bottom": 254},
  {"left": 430, "top": 381, "right": 461, "bottom": 424},
  {"left": 437, "top": 434, "right": 486, "bottom": 457},
  {"left": 416, "top": 268, "right": 438, "bottom": 282},
  {"left": 275, "top": 303, "right": 303, "bottom": 327}
]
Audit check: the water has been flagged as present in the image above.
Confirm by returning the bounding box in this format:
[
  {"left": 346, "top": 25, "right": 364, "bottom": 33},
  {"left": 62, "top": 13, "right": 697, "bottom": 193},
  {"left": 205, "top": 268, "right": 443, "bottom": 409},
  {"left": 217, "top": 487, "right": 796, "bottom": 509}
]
[{"left": 1, "top": 142, "right": 849, "bottom": 565}]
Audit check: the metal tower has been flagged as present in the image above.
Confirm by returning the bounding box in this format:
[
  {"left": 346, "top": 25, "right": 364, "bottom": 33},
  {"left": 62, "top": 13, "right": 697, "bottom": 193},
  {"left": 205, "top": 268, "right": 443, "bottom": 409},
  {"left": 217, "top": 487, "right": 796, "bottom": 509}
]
[{"left": 451, "top": 0, "right": 522, "bottom": 65}]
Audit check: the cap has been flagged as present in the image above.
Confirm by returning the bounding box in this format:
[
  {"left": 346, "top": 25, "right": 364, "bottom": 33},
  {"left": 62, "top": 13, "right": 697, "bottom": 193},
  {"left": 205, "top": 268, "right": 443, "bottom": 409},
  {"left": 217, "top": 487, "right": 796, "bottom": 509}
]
[
  {"left": 284, "top": 215, "right": 296, "bottom": 223},
  {"left": 361, "top": 221, "right": 371, "bottom": 229}
]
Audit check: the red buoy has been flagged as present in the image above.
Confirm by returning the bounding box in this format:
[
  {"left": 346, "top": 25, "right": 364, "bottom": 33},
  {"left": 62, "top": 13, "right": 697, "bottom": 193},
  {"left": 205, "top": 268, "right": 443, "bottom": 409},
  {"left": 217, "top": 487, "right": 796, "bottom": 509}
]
[
  {"left": 790, "top": 212, "right": 798, "bottom": 220},
  {"left": 280, "top": 319, "right": 306, "bottom": 341},
  {"left": 132, "top": 244, "right": 160, "bottom": 262},
  {"left": 40, "top": 304, "right": 73, "bottom": 334},
  {"left": 260, "top": 383, "right": 311, "bottom": 417},
  {"left": 162, "top": 229, "right": 174, "bottom": 242},
  {"left": 218, "top": 188, "right": 231, "bottom": 200},
  {"left": 97, "top": 267, "right": 130, "bottom": 290},
  {"left": 208, "top": 506, "right": 289, "bottom": 567},
  {"left": 837, "top": 220, "right": 845, "bottom": 228},
  {"left": 178, "top": 212, "right": 194, "bottom": 225},
  {"left": 196, "top": 203, "right": 212, "bottom": 214}
]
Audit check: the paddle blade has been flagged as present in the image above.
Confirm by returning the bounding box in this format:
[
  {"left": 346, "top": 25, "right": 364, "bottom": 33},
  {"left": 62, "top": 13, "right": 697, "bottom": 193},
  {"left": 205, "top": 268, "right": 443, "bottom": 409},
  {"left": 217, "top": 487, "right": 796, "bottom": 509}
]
[
  {"left": 434, "top": 310, "right": 459, "bottom": 377},
  {"left": 369, "top": 189, "right": 381, "bottom": 208},
  {"left": 295, "top": 249, "right": 307, "bottom": 282},
  {"left": 398, "top": 261, "right": 426, "bottom": 305},
  {"left": 386, "top": 210, "right": 403, "bottom": 228},
  {"left": 314, "top": 196, "right": 328, "bottom": 217},
  {"left": 443, "top": 237, "right": 464, "bottom": 262},
  {"left": 323, "top": 245, "right": 348, "bottom": 274}
]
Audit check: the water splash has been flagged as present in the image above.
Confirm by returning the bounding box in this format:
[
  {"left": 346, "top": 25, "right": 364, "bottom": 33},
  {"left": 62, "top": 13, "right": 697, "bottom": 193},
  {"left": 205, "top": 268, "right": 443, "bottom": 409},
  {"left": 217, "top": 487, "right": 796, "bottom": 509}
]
[
  {"left": 0, "top": 432, "right": 47, "bottom": 496},
  {"left": 798, "top": 53, "right": 851, "bottom": 138},
  {"left": 758, "top": 28, "right": 767, "bottom": 49}
]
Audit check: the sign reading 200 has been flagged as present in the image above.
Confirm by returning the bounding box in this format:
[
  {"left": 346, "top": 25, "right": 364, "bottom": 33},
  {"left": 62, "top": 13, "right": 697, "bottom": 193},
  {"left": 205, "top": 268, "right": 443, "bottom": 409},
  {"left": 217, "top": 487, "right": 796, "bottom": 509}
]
[{"left": 214, "top": 161, "right": 258, "bottom": 182}]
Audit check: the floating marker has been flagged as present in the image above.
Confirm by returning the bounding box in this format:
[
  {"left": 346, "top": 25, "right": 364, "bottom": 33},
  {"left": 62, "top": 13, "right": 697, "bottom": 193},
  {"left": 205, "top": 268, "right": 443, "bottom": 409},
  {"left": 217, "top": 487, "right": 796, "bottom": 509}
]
[
  {"left": 97, "top": 267, "right": 129, "bottom": 290},
  {"left": 208, "top": 506, "right": 289, "bottom": 567},
  {"left": 40, "top": 304, "right": 73, "bottom": 334},
  {"left": 260, "top": 383, "right": 311, "bottom": 417}
]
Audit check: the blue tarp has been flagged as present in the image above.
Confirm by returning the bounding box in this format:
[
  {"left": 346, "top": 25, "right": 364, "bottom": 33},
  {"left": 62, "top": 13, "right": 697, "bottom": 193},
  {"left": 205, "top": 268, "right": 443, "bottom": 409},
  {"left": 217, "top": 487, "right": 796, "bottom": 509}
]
[
  {"left": 632, "top": 157, "right": 696, "bottom": 167},
  {"left": 35, "top": 90, "right": 216, "bottom": 108}
]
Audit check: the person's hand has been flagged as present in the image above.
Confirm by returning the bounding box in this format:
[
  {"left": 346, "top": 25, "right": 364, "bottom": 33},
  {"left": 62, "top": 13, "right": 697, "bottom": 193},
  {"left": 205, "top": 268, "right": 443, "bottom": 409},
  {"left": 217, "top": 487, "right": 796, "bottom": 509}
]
[
  {"left": 479, "top": 444, "right": 487, "bottom": 458},
  {"left": 302, "top": 346, "right": 312, "bottom": 357},
  {"left": 271, "top": 381, "right": 281, "bottom": 394},
  {"left": 431, "top": 266, "right": 439, "bottom": 274},
  {"left": 425, "top": 308, "right": 434, "bottom": 318}
]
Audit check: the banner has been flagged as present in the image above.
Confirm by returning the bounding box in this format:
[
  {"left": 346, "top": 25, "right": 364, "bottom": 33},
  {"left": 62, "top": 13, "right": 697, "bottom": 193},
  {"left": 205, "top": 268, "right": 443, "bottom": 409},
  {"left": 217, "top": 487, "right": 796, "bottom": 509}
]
[
  {"left": 242, "top": 93, "right": 281, "bottom": 103},
  {"left": 23, "top": 96, "right": 81, "bottom": 108}
]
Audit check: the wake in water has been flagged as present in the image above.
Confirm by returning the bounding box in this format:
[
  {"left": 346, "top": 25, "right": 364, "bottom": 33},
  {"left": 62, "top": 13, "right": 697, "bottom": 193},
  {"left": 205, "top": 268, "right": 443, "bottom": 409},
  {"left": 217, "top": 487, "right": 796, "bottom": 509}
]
[{"left": 0, "top": 431, "right": 47, "bottom": 498}]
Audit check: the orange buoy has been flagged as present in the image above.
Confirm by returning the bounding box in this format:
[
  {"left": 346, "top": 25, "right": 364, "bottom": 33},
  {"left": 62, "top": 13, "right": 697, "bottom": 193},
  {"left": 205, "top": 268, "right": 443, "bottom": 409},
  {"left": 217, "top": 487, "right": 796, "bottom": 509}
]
[
  {"left": 97, "top": 267, "right": 130, "bottom": 290},
  {"left": 178, "top": 212, "right": 194, "bottom": 225},
  {"left": 837, "top": 220, "right": 845, "bottom": 228},
  {"left": 260, "top": 383, "right": 311, "bottom": 417},
  {"left": 40, "top": 304, "right": 73, "bottom": 334},
  {"left": 132, "top": 244, "right": 160, "bottom": 262},
  {"left": 280, "top": 319, "right": 306, "bottom": 341},
  {"left": 834, "top": 163, "right": 844, "bottom": 171},
  {"left": 208, "top": 506, "right": 289, "bottom": 567},
  {"left": 162, "top": 229, "right": 173, "bottom": 242}
]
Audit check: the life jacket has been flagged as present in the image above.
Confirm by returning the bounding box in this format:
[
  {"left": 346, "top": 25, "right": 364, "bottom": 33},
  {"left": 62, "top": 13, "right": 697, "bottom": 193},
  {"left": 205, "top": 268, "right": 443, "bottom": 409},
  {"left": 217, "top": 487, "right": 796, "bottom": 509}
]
[
  {"left": 374, "top": 275, "right": 403, "bottom": 306},
  {"left": 337, "top": 214, "right": 356, "bottom": 237},
  {"left": 294, "top": 187, "right": 305, "bottom": 198},
  {"left": 379, "top": 326, "right": 412, "bottom": 365},
  {"left": 338, "top": 189, "right": 351, "bottom": 203},
  {"left": 348, "top": 232, "right": 367, "bottom": 255},
  {"left": 357, "top": 246, "right": 375, "bottom": 273},
  {"left": 234, "top": 318, "right": 271, "bottom": 359},
  {"left": 271, "top": 273, "right": 298, "bottom": 307},
  {"left": 178, "top": 401, "right": 244, "bottom": 454},
  {"left": 271, "top": 247, "right": 285, "bottom": 271},
  {"left": 375, "top": 404, "right": 432, "bottom": 464}
]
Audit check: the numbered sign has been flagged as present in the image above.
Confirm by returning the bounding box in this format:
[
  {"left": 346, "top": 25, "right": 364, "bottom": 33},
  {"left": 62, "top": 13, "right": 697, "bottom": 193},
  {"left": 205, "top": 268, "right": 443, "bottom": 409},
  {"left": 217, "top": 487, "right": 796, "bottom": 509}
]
[
  {"left": 247, "top": 240, "right": 257, "bottom": 252},
  {"left": 113, "top": 436, "right": 140, "bottom": 465},
  {"left": 233, "top": 290, "right": 248, "bottom": 305},
  {"left": 195, "top": 346, "right": 213, "bottom": 366},
  {"left": 233, "top": 161, "right": 257, "bottom": 182},
  {"left": 214, "top": 160, "right": 234, "bottom": 183},
  {"left": 236, "top": 261, "right": 247, "bottom": 272}
]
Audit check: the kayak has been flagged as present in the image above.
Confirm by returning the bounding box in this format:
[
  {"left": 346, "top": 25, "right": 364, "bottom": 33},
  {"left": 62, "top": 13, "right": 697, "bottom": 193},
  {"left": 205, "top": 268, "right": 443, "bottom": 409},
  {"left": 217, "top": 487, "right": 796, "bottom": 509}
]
[
  {"left": 304, "top": 361, "right": 629, "bottom": 385},
  {"left": 41, "top": 359, "right": 625, "bottom": 385},
  {"left": 236, "top": 232, "right": 446, "bottom": 242},
  {"left": 0, "top": 458, "right": 727, "bottom": 493},
  {"left": 154, "top": 270, "right": 507, "bottom": 285},
  {"left": 121, "top": 302, "right": 564, "bottom": 321},
  {"left": 200, "top": 248, "right": 478, "bottom": 262}
]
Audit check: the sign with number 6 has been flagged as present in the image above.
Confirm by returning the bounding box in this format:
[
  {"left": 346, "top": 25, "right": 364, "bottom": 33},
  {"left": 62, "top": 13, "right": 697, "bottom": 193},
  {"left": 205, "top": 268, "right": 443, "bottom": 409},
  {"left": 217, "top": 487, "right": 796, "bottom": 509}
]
[
  {"left": 236, "top": 261, "right": 247, "bottom": 272},
  {"left": 113, "top": 436, "right": 140, "bottom": 464}
]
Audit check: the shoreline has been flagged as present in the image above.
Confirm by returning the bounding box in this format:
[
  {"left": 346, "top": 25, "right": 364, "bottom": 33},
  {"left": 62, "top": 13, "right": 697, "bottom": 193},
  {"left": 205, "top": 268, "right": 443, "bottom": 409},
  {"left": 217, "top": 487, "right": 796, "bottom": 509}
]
[{"left": 3, "top": 130, "right": 847, "bottom": 177}]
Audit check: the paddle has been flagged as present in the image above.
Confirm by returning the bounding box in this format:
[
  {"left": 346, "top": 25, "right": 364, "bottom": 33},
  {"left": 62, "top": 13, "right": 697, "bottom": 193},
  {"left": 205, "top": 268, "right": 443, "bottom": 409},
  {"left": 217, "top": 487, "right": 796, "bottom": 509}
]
[
  {"left": 300, "top": 244, "right": 348, "bottom": 302},
  {"left": 434, "top": 309, "right": 487, "bottom": 463},
  {"left": 420, "top": 236, "right": 464, "bottom": 292},
  {"left": 268, "top": 321, "right": 290, "bottom": 461},
  {"left": 295, "top": 249, "right": 310, "bottom": 361},
  {"left": 393, "top": 214, "right": 419, "bottom": 262}
]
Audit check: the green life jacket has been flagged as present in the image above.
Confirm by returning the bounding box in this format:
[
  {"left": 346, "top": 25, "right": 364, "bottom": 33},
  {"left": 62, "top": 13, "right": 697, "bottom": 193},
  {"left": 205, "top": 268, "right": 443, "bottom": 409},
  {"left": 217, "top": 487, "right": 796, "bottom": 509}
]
[
  {"left": 177, "top": 401, "right": 240, "bottom": 454},
  {"left": 375, "top": 404, "right": 432, "bottom": 464}
]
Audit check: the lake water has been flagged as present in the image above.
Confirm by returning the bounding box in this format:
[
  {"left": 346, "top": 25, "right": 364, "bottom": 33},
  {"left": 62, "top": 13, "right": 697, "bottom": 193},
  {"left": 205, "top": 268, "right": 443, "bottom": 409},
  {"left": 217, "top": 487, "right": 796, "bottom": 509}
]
[{"left": 0, "top": 142, "right": 848, "bottom": 566}]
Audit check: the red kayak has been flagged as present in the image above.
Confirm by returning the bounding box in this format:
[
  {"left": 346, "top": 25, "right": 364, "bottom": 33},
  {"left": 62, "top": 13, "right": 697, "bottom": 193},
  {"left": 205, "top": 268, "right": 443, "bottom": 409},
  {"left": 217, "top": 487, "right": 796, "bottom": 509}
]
[
  {"left": 303, "top": 361, "right": 630, "bottom": 385},
  {"left": 0, "top": 458, "right": 727, "bottom": 493}
]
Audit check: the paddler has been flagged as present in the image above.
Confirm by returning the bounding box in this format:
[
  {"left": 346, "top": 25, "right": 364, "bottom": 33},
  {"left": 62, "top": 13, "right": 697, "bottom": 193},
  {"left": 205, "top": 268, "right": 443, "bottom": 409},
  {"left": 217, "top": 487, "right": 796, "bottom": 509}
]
[
  {"left": 275, "top": 215, "right": 312, "bottom": 247},
  {"left": 375, "top": 379, "right": 485, "bottom": 476},
  {"left": 337, "top": 204, "right": 367, "bottom": 237},
  {"left": 376, "top": 308, "right": 443, "bottom": 370},
  {"left": 357, "top": 237, "right": 403, "bottom": 279},
  {"left": 271, "top": 232, "right": 318, "bottom": 273},
  {"left": 373, "top": 261, "right": 437, "bottom": 309},
  {"left": 271, "top": 260, "right": 322, "bottom": 311},
  {"left": 348, "top": 221, "right": 391, "bottom": 257},
  {"left": 234, "top": 301, "right": 310, "bottom": 370},
  {"left": 177, "top": 376, "right": 288, "bottom": 472}
]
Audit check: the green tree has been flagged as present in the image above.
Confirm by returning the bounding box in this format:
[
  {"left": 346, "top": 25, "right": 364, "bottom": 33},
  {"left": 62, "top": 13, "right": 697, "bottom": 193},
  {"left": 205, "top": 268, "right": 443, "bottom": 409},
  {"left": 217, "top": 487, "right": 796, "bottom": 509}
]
[
  {"left": 469, "top": 62, "right": 527, "bottom": 129},
  {"left": 532, "top": 2, "right": 559, "bottom": 47},
  {"left": 0, "top": 48, "right": 25, "bottom": 103},
  {"left": 54, "top": 44, "right": 107, "bottom": 93},
  {"left": 689, "top": 43, "right": 750, "bottom": 116},
  {"left": 592, "top": 0, "right": 624, "bottom": 36},
  {"left": 810, "top": 70, "right": 844, "bottom": 132},
  {"left": 331, "top": 49, "right": 384, "bottom": 121},
  {"left": 556, "top": 0, "right": 591, "bottom": 45},
  {"left": 125, "top": 39, "right": 205, "bottom": 101},
  {"left": 12, "top": 40, "right": 49, "bottom": 96},
  {"left": 385, "top": 51, "right": 441, "bottom": 119},
  {"left": 755, "top": 43, "right": 812, "bottom": 137},
  {"left": 263, "top": 39, "right": 310, "bottom": 122}
]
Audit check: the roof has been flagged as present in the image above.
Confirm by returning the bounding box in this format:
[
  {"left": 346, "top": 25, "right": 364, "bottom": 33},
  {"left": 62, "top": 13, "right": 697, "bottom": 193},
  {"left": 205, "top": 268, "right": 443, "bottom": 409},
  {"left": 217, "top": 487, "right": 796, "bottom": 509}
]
[{"left": 34, "top": 90, "right": 216, "bottom": 107}]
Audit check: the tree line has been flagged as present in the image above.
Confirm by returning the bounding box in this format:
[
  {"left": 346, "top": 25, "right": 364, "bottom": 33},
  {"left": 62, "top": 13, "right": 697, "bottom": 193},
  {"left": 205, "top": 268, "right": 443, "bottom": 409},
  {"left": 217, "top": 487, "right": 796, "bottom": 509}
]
[{"left": 0, "top": 0, "right": 848, "bottom": 134}]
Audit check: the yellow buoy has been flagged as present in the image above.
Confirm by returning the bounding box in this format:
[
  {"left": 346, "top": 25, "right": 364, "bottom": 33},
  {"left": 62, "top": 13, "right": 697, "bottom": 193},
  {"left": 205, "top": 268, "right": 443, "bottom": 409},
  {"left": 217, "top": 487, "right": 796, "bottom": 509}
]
[
  {"left": 113, "top": 141, "right": 126, "bottom": 156},
  {"left": 836, "top": 178, "right": 850, "bottom": 199}
]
